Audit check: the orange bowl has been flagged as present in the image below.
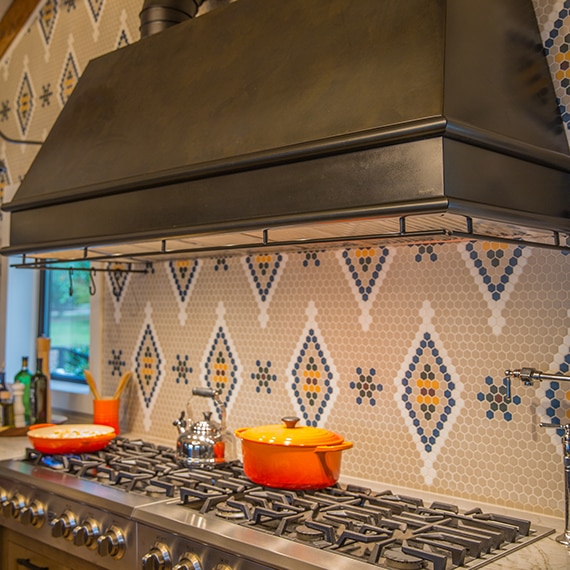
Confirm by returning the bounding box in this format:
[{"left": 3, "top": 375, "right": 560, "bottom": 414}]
[{"left": 27, "top": 423, "right": 116, "bottom": 454}]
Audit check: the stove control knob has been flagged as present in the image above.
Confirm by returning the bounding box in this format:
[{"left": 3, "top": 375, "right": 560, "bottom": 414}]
[
  {"left": 174, "top": 552, "right": 202, "bottom": 570},
  {"left": 2, "top": 493, "right": 25, "bottom": 519},
  {"left": 19, "top": 498, "right": 45, "bottom": 527},
  {"left": 73, "top": 517, "right": 100, "bottom": 548},
  {"left": 97, "top": 525, "right": 126, "bottom": 559},
  {"left": 141, "top": 542, "right": 172, "bottom": 570},
  {"left": 51, "top": 510, "right": 77, "bottom": 539}
]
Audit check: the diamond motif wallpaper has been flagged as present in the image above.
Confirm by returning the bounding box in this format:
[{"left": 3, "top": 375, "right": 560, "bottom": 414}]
[{"left": 0, "top": 0, "right": 569, "bottom": 521}]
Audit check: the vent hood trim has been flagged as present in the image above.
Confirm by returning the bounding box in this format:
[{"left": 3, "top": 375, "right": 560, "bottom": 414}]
[{"left": 4, "top": 117, "right": 570, "bottom": 215}]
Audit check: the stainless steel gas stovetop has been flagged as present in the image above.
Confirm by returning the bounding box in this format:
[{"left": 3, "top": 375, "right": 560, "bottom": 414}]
[{"left": 0, "top": 437, "right": 555, "bottom": 570}]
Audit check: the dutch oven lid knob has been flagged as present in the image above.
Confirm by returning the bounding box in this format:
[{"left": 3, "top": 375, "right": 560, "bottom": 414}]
[{"left": 282, "top": 417, "right": 300, "bottom": 429}]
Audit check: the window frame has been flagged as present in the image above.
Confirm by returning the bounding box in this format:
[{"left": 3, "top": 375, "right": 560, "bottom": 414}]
[{"left": 37, "top": 266, "right": 91, "bottom": 385}]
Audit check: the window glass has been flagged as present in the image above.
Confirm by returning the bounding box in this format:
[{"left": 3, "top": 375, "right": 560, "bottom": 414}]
[{"left": 39, "top": 262, "right": 90, "bottom": 383}]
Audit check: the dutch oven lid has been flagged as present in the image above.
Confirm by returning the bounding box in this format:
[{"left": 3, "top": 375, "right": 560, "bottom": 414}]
[{"left": 235, "top": 416, "right": 346, "bottom": 447}]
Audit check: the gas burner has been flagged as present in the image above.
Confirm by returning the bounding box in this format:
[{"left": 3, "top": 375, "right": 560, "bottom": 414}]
[
  {"left": 383, "top": 548, "right": 425, "bottom": 570},
  {"left": 215, "top": 501, "right": 248, "bottom": 520},
  {"left": 295, "top": 523, "right": 325, "bottom": 542}
]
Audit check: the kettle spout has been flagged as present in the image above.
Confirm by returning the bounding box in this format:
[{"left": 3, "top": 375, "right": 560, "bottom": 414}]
[{"left": 173, "top": 410, "right": 187, "bottom": 434}]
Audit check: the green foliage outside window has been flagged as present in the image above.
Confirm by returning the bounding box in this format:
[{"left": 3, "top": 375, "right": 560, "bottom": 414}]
[{"left": 45, "top": 262, "right": 90, "bottom": 380}]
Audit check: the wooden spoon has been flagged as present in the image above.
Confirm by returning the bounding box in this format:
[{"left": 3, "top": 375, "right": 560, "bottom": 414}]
[
  {"left": 84, "top": 369, "right": 102, "bottom": 400},
  {"left": 113, "top": 371, "right": 132, "bottom": 400}
]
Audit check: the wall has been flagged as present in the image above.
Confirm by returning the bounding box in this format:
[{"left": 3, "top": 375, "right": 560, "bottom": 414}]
[{"left": 0, "top": 0, "right": 570, "bottom": 519}]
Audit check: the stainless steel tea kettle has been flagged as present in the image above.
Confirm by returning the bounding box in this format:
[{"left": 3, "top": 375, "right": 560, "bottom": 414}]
[{"left": 173, "top": 387, "right": 227, "bottom": 466}]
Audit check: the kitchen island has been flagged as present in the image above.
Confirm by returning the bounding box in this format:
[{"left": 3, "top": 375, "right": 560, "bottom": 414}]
[{"left": 1, "top": 436, "right": 567, "bottom": 569}]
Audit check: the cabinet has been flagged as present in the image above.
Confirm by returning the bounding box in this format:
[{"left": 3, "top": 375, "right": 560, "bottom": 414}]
[{"left": 1, "top": 527, "right": 105, "bottom": 570}]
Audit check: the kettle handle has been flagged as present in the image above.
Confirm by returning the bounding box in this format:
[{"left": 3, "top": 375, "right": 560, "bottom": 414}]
[
  {"left": 190, "top": 387, "right": 226, "bottom": 431},
  {"left": 192, "top": 387, "right": 218, "bottom": 398}
]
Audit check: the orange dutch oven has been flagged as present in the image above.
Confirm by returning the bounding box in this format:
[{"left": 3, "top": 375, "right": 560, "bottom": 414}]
[{"left": 234, "top": 417, "right": 353, "bottom": 490}]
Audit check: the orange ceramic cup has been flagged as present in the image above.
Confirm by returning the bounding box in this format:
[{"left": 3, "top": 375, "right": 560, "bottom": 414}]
[{"left": 93, "top": 398, "right": 120, "bottom": 435}]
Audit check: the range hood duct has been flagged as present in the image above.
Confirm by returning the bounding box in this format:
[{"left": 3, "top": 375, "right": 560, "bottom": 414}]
[
  {"left": 139, "top": 0, "right": 204, "bottom": 39},
  {"left": 3, "top": 0, "right": 570, "bottom": 262}
]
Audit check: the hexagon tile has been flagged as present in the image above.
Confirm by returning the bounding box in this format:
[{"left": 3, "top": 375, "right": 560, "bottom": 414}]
[
  {"left": 538, "top": 309, "right": 570, "bottom": 449},
  {"left": 337, "top": 246, "right": 395, "bottom": 331},
  {"left": 477, "top": 376, "right": 521, "bottom": 421},
  {"left": 167, "top": 259, "right": 202, "bottom": 326},
  {"left": 242, "top": 252, "right": 287, "bottom": 328},
  {"left": 288, "top": 301, "right": 339, "bottom": 426},
  {"left": 199, "top": 301, "right": 243, "bottom": 420},
  {"left": 459, "top": 242, "right": 531, "bottom": 335},
  {"left": 106, "top": 264, "right": 132, "bottom": 323},
  {"left": 395, "top": 300, "right": 464, "bottom": 485},
  {"left": 132, "top": 302, "right": 166, "bottom": 431}
]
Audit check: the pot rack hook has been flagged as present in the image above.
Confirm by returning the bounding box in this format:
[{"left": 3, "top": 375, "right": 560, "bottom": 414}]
[
  {"left": 89, "top": 268, "right": 97, "bottom": 296},
  {"left": 68, "top": 268, "right": 74, "bottom": 297}
]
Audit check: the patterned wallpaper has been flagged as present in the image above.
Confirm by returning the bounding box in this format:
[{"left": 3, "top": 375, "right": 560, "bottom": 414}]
[{"left": 0, "top": 1, "right": 570, "bottom": 519}]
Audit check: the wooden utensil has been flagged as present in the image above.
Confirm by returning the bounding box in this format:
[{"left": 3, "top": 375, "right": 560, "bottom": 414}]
[
  {"left": 113, "top": 371, "right": 132, "bottom": 400},
  {"left": 84, "top": 369, "right": 102, "bottom": 400}
]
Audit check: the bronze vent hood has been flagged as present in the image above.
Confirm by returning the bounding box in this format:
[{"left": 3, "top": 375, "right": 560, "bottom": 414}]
[{"left": 2, "top": 0, "right": 570, "bottom": 267}]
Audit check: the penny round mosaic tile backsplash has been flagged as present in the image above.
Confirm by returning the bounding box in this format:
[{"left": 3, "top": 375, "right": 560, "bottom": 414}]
[{"left": 100, "top": 242, "right": 570, "bottom": 518}]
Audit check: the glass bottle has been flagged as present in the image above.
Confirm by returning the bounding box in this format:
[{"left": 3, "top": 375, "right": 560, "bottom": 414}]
[
  {"left": 14, "top": 356, "right": 32, "bottom": 425},
  {"left": 0, "top": 369, "right": 14, "bottom": 427},
  {"left": 31, "top": 358, "right": 48, "bottom": 425}
]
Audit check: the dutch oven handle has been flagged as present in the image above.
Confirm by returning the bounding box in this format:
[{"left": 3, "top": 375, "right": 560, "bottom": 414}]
[{"left": 314, "top": 441, "right": 353, "bottom": 453}]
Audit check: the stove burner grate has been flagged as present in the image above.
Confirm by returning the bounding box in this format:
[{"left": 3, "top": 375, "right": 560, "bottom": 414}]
[{"left": 19, "top": 437, "right": 555, "bottom": 570}]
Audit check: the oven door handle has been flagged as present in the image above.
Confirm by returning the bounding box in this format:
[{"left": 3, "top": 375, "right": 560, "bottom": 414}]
[{"left": 16, "top": 558, "right": 49, "bottom": 570}]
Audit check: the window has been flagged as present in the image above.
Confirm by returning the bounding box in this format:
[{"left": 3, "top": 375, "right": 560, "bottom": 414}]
[{"left": 38, "top": 262, "right": 91, "bottom": 383}]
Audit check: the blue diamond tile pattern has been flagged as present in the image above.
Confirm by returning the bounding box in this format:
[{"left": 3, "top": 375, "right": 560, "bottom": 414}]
[
  {"left": 167, "top": 259, "right": 201, "bottom": 325},
  {"left": 460, "top": 242, "right": 531, "bottom": 335},
  {"left": 168, "top": 260, "right": 200, "bottom": 302},
  {"left": 395, "top": 301, "right": 464, "bottom": 485},
  {"left": 87, "top": 0, "right": 105, "bottom": 22},
  {"left": 117, "top": 29, "right": 130, "bottom": 49},
  {"left": 16, "top": 72, "right": 33, "bottom": 136},
  {"left": 243, "top": 253, "right": 287, "bottom": 328},
  {"left": 200, "top": 302, "right": 242, "bottom": 419},
  {"left": 39, "top": 0, "right": 58, "bottom": 45},
  {"left": 106, "top": 265, "right": 132, "bottom": 323},
  {"left": 337, "top": 246, "right": 394, "bottom": 331},
  {"left": 538, "top": 331, "right": 570, "bottom": 445},
  {"left": 59, "top": 51, "right": 80, "bottom": 105},
  {"left": 132, "top": 303, "right": 165, "bottom": 431},
  {"left": 288, "top": 302, "right": 339, "bottom": 426}
]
